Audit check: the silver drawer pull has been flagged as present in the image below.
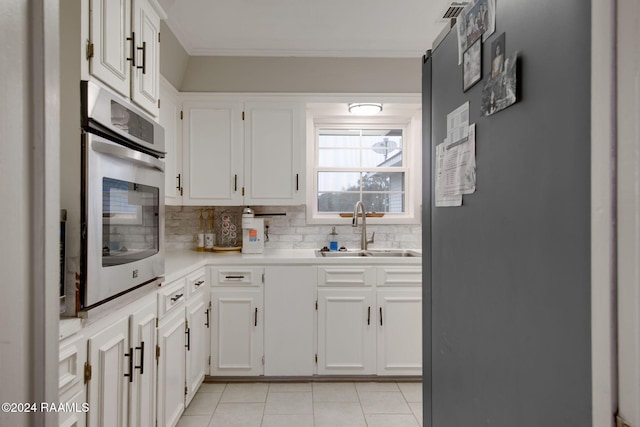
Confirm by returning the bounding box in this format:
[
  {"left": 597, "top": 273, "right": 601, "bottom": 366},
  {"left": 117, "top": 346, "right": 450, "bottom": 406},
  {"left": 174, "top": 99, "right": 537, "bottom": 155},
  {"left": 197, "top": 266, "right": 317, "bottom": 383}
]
[
  {"left": 225, "top": 275, "right": 245, "bottom": 280},
  {"left": 170, "top": 293, "right": 183, "bottom": 302}
]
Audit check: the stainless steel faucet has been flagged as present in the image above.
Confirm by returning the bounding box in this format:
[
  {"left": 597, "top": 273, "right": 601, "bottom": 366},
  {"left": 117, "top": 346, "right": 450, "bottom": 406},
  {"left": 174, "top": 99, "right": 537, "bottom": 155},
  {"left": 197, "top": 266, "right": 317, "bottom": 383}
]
[{"left": 352, "top": 201, "right": 375, "bottom": 250}]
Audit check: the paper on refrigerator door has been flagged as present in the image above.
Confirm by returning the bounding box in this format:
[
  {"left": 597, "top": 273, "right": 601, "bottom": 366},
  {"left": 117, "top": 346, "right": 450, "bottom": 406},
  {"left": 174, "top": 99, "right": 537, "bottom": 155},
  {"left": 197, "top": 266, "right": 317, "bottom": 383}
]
[
  {"left": 435, "top": 124, "right": 477, "bottom": 207},
  {"left": 435, "top": 139, "right": 463, "bottom": 207},
  {"left": 447, "top": 123, "right": 476, "bottom": 195},
  {"left": 446, "top": 102, "right": 470, "bottom": 146}
]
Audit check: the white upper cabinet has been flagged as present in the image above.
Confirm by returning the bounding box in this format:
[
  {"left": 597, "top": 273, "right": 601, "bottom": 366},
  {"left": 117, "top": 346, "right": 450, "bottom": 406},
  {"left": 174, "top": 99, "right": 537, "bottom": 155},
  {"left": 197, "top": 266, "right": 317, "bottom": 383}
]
[
  {"left": 131, "top": 0, "right": 161, "bottom": 117},
  {"left": 89, "top": 0, "right": 131, "bottom": 97},
  {"left": 178, "top": 95, "right": 305, "bottom": 206},
  {"left": 181, "top": 100, "right": 244, "bottom": 205},
  {"left": 179, "top": 96, "right": 305, "bottom": 205},
  {"left": 160, "top": 78, "right": 183, "bottom": 205},
  {"left": 87, "top": 0, "right": 165, "bottom": 117},
  {"left": 244, "top": 102, "right": 305, "bottom": 205}
]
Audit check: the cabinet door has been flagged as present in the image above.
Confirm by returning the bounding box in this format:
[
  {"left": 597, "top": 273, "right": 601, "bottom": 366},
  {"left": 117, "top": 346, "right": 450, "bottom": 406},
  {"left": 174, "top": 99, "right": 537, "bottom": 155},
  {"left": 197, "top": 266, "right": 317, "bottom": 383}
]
[
  {"left": 129, "top": 298, "right": 157, "bottom": 427},
  {"left": 244, "top": 102, "right": 304, "bottom": 205},
  {"left": 86, "top": 315, "right": 130, "bottom": 427},
  {"left": 376, "top": 289, "right": 422, "bottom": 376},
  {"left": 185, "top": 292, "right": 209, "bottom": 405},
  {"left": 89, "top": 0, "right": 131, "bottom": 97},
  {"left": 160, "top": 78, "right": 182, "bottom": 205},
  {"left": 182, "top": 100, "right": 244, "bottom": 205},
  {"left": 210, "top": 288, "right": 263, "bottom": 376},
  {"left": 317, "top": 288, "right": 375, "bottom": 375},
  {"left": 264, "top": 266, "right": 315, "bottom": 376},
  {"left": 131, "top": 0, "right": 161, "bottom": 117},
  {"left": 156, "top": 308, "right": 186, "bottom": 427}
]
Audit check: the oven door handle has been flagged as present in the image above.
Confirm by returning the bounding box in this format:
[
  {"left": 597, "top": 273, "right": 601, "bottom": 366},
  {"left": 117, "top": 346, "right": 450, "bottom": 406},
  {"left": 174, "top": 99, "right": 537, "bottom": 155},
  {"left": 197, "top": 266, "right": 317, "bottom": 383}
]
[{"left": 91, "top": 139, "right": 165, "bottom": 172}]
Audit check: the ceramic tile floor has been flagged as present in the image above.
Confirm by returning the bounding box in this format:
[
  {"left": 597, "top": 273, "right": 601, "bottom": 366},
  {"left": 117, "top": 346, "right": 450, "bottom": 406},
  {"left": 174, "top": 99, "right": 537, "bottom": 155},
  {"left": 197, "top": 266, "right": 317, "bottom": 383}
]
[{"left": 177, "top": 381, "right": 423, "bottom": 427}]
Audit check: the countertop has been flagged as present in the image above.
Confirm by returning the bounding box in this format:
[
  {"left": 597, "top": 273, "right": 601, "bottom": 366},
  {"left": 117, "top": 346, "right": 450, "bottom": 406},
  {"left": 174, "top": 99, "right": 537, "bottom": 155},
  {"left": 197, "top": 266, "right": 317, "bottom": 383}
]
[
  {"left": 164, "top": 248, "right": 422, "bottom": 283},
  {"left": 59, "top": 248, "right": 422, "bottom": 337}
]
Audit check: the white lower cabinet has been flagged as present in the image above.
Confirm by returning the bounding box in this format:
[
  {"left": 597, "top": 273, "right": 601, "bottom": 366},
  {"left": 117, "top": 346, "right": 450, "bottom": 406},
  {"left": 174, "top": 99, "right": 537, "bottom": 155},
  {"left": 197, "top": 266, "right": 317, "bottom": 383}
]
[
  {"left": 210, "top": 265, "right": 264, "bottom": 376},
  {"left": 317, "top": 288, "right": 376, "bottom": 375},
  {"left": 263, "top": 266, "right": 315, "bottom": 376},
  {"left": 317, "top": 266, "right": 422, "bottom": 377},
  {"left": 185, "top": 291, "right": 209, "bottom": 405},
  {"left": 86, "top": 315, "right": 130, "bottom": 427},
  {"left": 156, "top": 306, "right": 186, "bottom": 427},
  {"left": 210, "top": 287, "right": 264, "bottom": 376},
  {"left": 76, "top": 291, "right": 158, "bottom": 427},
  {"left": 376, "top": 289, "right": 422, "bottom": 375},
  {"left": 128, "top": 298, "right": 157, "bottom": 427}
]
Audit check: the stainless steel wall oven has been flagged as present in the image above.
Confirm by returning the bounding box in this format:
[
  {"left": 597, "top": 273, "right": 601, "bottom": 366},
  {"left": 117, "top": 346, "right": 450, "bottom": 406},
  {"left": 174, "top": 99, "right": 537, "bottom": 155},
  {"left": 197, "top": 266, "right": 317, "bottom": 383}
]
[{"left": 81, "top": 81, "right": 165, "bottom": 309}]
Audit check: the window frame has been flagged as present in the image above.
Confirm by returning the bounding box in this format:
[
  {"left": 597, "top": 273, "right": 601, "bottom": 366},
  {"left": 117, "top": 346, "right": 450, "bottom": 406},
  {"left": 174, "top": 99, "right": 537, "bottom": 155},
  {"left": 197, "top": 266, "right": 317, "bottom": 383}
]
[{"left": 306, "top": 112, "right": 421, "bottom": 225}]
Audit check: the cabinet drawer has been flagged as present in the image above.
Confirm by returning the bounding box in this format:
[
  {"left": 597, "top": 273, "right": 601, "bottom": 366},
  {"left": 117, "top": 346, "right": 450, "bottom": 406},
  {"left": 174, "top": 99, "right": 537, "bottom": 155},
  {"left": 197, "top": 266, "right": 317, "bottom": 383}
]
[
  {"left": 377, "top": 267, "right": 422, "bottom": 287},
  {"left": 158, "top": 278, "right": 186, "bottom": 318},
  {"left": 186, "top": 269, "right": 207, "bottom": 298},
  {"left": 210, "top": 267, "right": 263, "bottom": 286},
  {"left": 317, "top": 266, "right": 375, "bottom": 287}
]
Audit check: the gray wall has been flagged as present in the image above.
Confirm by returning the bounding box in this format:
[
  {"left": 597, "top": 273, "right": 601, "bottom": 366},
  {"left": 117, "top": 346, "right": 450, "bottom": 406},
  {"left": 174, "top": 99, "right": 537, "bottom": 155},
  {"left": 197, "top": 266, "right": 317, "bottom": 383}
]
[
  {"left": 160, "top": 20, "right": 189, "bottom": 89},
  {"left": 160, "top": 22, "right": 421, "bottom": 93},
  {"left": 179, "top": 56, "right": 421, "bottom": 93},
  {"left": 423, "top": 0, "right": 591, "bottom": 425}
]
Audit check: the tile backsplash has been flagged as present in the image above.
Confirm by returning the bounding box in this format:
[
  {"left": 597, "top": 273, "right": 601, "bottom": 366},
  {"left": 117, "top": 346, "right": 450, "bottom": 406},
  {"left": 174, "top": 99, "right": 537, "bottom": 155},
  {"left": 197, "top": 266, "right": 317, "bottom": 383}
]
[{"left": 165, "top": 205, "right": 422, "bottom": 251}]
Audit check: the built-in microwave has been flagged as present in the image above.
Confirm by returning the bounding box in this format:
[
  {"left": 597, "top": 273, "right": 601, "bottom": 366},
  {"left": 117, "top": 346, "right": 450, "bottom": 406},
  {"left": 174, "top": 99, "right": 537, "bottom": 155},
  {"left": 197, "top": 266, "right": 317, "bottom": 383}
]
[{"left": 80, "top": 81, "right": 165, "bottom": 309}]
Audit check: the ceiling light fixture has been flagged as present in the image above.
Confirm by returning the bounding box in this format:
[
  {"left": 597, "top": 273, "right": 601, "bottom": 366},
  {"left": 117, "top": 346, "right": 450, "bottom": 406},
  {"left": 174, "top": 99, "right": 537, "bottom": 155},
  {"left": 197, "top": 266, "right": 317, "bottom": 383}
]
[{"left": 348, "top": 103, "right": 383, "bottom": 115}]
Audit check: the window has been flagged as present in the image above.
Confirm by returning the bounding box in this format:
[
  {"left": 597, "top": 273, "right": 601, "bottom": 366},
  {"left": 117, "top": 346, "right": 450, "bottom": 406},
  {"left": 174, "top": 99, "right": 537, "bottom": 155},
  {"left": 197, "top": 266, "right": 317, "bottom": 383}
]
[{"left": 308, "top": 114, "right": 421, "bottom": 224}]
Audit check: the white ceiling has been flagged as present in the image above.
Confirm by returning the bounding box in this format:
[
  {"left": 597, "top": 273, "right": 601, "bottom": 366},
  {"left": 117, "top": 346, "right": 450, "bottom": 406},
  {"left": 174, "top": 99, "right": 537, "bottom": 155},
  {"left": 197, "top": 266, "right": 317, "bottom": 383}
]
[{"left": 158, "top": 0, "right": 452, "bottom": 58}]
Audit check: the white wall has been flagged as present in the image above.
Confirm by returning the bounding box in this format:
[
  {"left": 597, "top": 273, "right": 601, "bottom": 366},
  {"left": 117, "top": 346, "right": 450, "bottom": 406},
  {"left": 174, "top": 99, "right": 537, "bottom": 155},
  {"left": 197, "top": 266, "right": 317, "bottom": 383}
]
[
  {"left": 616, "top": 0, "right": 640, "bottom": 424},
  {"left": 0, "top": 3, "right": 32, "bottom": 424},
  {"left": 0, "top": 1, "right": 60, "bottom": 426}
]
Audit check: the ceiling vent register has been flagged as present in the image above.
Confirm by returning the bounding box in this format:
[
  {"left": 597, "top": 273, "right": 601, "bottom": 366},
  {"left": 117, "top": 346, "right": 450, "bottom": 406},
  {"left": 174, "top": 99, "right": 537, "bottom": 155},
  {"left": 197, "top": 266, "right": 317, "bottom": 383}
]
[{"left": 439, "top": 1, "right": 469, "bottom": 20}]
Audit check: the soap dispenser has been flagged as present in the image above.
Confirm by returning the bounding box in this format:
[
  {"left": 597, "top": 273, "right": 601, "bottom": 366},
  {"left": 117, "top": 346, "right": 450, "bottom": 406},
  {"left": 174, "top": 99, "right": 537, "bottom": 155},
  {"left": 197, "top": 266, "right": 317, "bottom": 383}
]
[
  {"left": 328, "top": 227, "right": 339, "bottom": 251},
  {"left": 196, "top": 208, "right": 205, "bottom": 252}
]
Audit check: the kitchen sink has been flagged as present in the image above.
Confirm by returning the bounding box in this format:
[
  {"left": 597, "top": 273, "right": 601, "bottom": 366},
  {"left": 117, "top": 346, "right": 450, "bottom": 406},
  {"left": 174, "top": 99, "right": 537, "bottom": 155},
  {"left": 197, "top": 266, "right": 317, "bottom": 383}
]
[
  {"left": 315, "top": 250, "right": 368, "bottom": 257},
  {"left": 363, "top": 249, "right": 421, "bottom": 257},
  {"left": 315, "top": 249, "right": 420, "bottom": 258}
]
